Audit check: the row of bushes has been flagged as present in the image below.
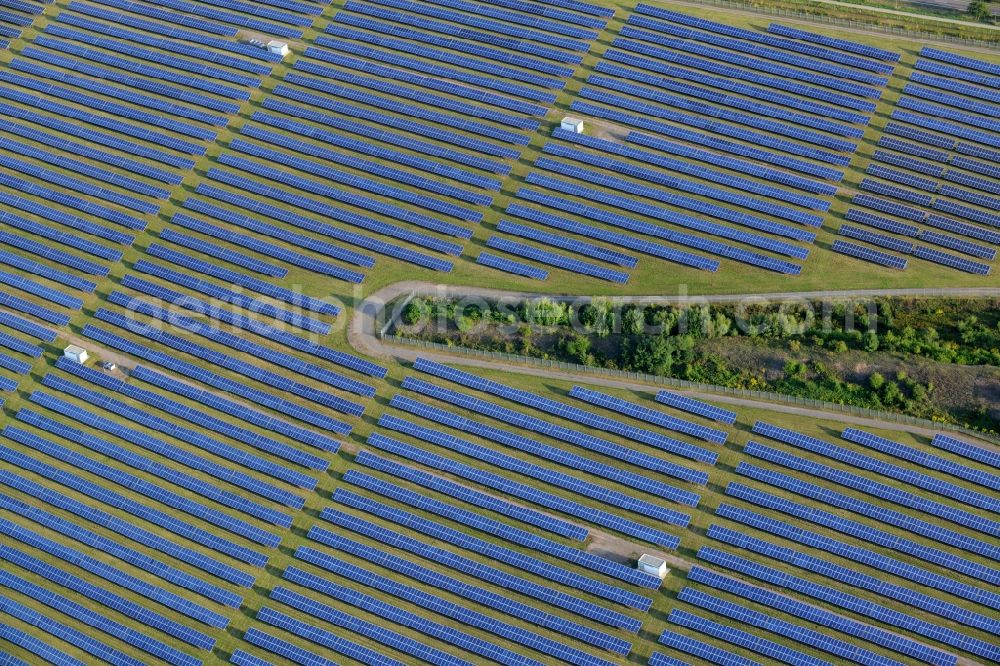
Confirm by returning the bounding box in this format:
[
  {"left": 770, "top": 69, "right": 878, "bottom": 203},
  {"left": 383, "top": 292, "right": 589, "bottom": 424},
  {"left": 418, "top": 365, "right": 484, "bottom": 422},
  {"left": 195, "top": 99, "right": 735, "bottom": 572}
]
[
  {"left": 401, "top": 297, "right": 1000, "bottom": 367},
  {"left": 396, "top": 296, "right": 999, "bottom": 432}
]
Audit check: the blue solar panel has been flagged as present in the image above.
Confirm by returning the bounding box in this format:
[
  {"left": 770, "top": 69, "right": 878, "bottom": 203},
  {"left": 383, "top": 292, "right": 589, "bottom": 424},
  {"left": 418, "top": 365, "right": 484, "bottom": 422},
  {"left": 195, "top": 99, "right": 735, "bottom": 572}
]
[
  {"left": 193, "top": 182, "right": 452, "bottom": 272},
  {"left": 851, "top": 194, "right": 926, "bottom": 221},
  {"left": 707, "top": 523, "right": 997, "bottom": 649},
  {"left": 315, "top": 511, "right": 641, "bottom": 631},
  {"left": 355, "top": 446, "right": 589, "bottom": 540},
  {"left": 244, "top": 624, "right": 365, "bottom": 666},
  {"left": 627, "top": 12, "right": 888, "bottom": 87},
  {"left": 476, "top": 251, "right": 548, "bottom": 279},
  {"left": 717, "top": 502, "right": 997, "bottom": 612},
  {"left": 654, "top": 390, "right": 737, "bottom": 424},
  {"left": 365, "top": 429, "right": 682, "bottom": 545},
  {"left": 858, "top": 178, "right": 933, "bottom": 206},
  {"left": 307, "top": 37, "right": 558, "bottom": 102},
  {"left": 618, "top": 25, "right": 883, "bottom": 99},
  {"left": 598, "top": 49, "right": 869, "bottom": 124},
  {"left": 920, "top": 231, "right": 996, "bottom": 260},
  {"left": 40, "top": 373, "right": 308, "bottom": 506},
  {"left": 831, "top": 239, "right": 907, "bottom": 269},
  {"left": 286, "top": 560, "right": 601, "bottom": 666},
  {"left": 699, "top": 545, "right": 996, "bottom": 661},
  {"left": 943, "top": 168, "right": 1000, "bottom": 196},
  {"left": 521, "top": 175, "right": 803, "bottom": 274},
  {"left": 768, "top": 23, "right": 900, "bottom": 61},
  {"left": 921, "top": 46, "right": 1000, "bottom": 76},
  {"left": 634, "top": 5, "right": 892, "bottom": 72},
  {"left": 735, "top": 458, "right": 999, "bottom": 559},
  {"left": 543, "top": 137, "right": 827, "bottom": 227},
  {"left": 0, "top": 543, "right": 216, "bottom": 649},
  {"left": 844, "top": 208, "right": 919, "bottom": 236},
  {"left": 286, "top": 564, "right": 548, "bottom": 666},
  {"left": 160, "top": 228, "right": 286, "bottom": 277},
  {"left": 342, "top": 469, "right": 666, "bottom": 589},
  {"left": 0, "top": 569, "right": 203, "bottom": 666},
  {"left": 753, "top": 421, "right": 996, "bottom": 511},
  {"left": 866, "top": 163, "right": 939, "bottom": 191},
  {"left": 741, "top": 439, "right": 998, "bottom": 537},
  {"left": 0, "top": 622, "right": 85, "bottom": 666},
  {"left": 882, "top": 120, "right": 956, "bottom": 149},
  {"left": 689, "top": 566, "right": 955, "bottom": 665},
  {"left": 413, "top": 357, "right": 724, "bottom": 456},
  {"left": 389, "top": 393, "right": 709, "bottom": 490},
  {"left": 505, "top": 202, "right": 719, "bottom": 271},
  {"left": 924, "top": 214, "right": 1000, "bottom": 244},
  {"left": 931, "top": 433, "right": 1000, "bottom": 469},
  {"left": 838, "top": 225, "right": 914, "bottom": 254},
  {"left": 82, "top": 323, "right": 351, "bottom": 436},
  {"left": 229, "top": 649, "right": 275, "bottom": 666},
  {"left": 239, "top": 123, "right": 493, "bottom": 204},
  {"left": 669, "top": 607, "right": 832, "bottom": 666},
  {"left": 304, "top": 527, "right": 630, "bottom": 653},
  {"left": 331, "top": 488, "right": 657, "bottom": 607},
  {"left": 486, "top": 236, "right": 631, "bottom": 282},
  {"left": 318, "top": 27, "right": 565, "bottom": 90},
  {"left": 627, "top": 133, "right": 835, "bottom": 195},
  {"left": 99, "top": 296, "right": 371, "bottom": 405},
  {"left": 658, "top": 628, "right": 763, "bottom": 666},
  {"left": 910, "top": 69, "right": 1000, "bottom": 104},
  {"left": 496, "top": 219, "right": 637, "bottom": 267},
  {"left": 914, "top": 245, "right": 991, "bottom": 274}
]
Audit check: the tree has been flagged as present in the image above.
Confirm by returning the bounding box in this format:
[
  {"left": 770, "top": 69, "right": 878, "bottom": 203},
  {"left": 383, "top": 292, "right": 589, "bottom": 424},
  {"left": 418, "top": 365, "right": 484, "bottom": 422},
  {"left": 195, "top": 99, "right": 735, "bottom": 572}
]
[
  {"left": 881, "top": 381, "right": 903, "bottom": 406},
  {"left": 784, "top": 360, "right": 806, "bottom": 380},
  {"left": 525, "top": 297, "right": 567, "bottom": 327},
  {"left": 969, "top": 0, "right": 991, "bottom": 21},
  {"left": 401, "top": 298, "right": 428, "bottom": 325},
  {"left": 580, "top": 298, "right": 613, "bottom": 337},
  {"left": 862, "top": 330, "right": 879, "bottom": 353},
  {"left": 712, "top": 312, "right": 732, "bottom": 338},
  {"left": 869, "top": 372, "right": 885, "bottom": 391},
  {"left": 622, "top": 334, "right": 677, "bottom": 376},
  {"left": 621, "top": 305, "right": 644, "bottom": 335},
  {"left": 560, "top": 332, "right": 593, "bottom": 366}
]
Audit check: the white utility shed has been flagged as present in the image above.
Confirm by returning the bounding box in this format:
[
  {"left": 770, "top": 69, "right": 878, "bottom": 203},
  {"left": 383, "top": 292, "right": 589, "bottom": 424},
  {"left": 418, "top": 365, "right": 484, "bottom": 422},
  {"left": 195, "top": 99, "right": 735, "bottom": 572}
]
[
  {"left": 267, "top": 40, "right": 290, "bottom": 57},
  {"left": 638, "top": 554, "right": 668, "bottom": 579},
  {"left": 560, "top": 117, "right": 584, "bottom": 134},
  {"left": 63, "top": 345, "right": 89, "bottom": 364}
]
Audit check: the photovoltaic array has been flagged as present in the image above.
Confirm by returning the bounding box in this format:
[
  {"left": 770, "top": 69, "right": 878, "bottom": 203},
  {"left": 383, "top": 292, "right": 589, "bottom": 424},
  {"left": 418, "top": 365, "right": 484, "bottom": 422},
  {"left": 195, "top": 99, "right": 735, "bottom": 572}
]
[
  {"left": 0, "top": 0, "right": 995, "bottom": 664},
  {"left": 839, "top": 47, "right": 998, "bottom": 274}
]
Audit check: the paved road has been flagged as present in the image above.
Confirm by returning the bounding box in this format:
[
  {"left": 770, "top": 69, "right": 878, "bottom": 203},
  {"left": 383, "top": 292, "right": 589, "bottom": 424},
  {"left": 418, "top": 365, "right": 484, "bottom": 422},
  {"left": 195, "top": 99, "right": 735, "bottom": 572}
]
[
  {"left": 688, "top": 0, "right": 1000, "bottom": 28},
  {"left": 351, "top": 281, "right": 1000, "bottom": 446},
  {"left": 803, "top": 0, "right": 1000, "bottom": 26}
]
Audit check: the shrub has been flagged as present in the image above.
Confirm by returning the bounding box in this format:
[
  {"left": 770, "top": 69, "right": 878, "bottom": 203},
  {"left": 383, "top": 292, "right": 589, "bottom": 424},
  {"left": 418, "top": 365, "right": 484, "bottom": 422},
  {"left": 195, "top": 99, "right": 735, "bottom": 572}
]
[{"left": 401, "top": 298, "right": 428, "bottom": 325}]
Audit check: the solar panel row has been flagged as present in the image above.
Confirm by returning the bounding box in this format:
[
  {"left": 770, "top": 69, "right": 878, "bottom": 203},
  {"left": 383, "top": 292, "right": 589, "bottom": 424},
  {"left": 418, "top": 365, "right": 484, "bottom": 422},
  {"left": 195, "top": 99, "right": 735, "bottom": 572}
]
[
  {"left": 331, "top": 488, "right": 656, "bottom": 608},
  {"left": 82, "top": 324, "right": 353, "bottom": 436},
  {"left": 698, "top": 546, "right": 996, "bottom": 661},
  {"left": 716, "top": 503, "right": 1000, "bottom": 611},
  {"left": 355, "top": 446, "right": 589, "bottom": 540},
  {"left": 688, "top": 566, "right": 954, "bottom": 665},
  {"left": 725, "top": 481, "right": 997, "bottom": 585},
  {"left": 314, "top": 511, "right": 641, "bottom": 631},
  {"left": 303, "top": 527, "right": 630, "bottom": 652},
  {"left": 365, "top": 429, "right": 685, "bottom": 544},
  {"left": 410, "top": 360, "right": 717, "bottom": 476}
]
